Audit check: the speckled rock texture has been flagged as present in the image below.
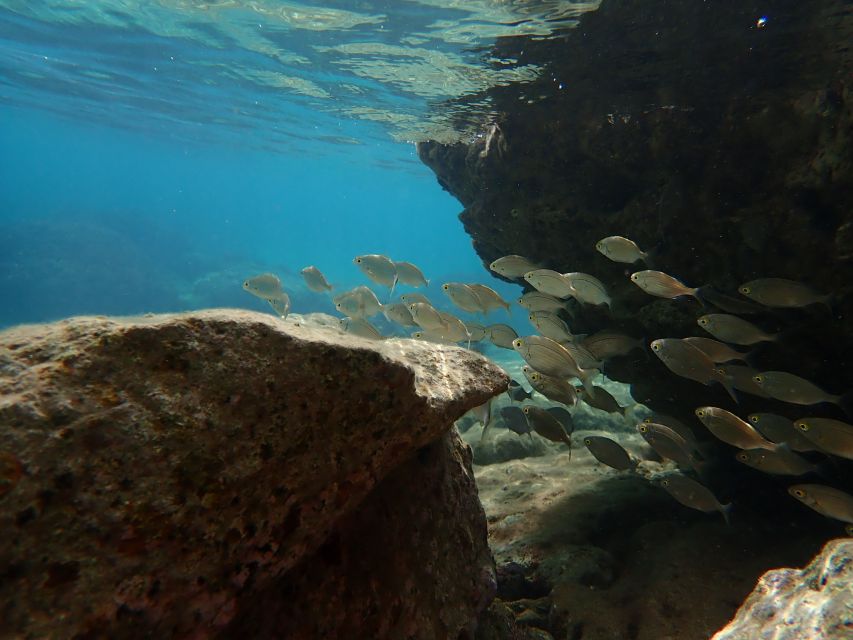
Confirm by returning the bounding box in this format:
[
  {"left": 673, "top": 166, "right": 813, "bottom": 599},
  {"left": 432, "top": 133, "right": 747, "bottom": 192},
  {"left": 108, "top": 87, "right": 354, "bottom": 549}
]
[
  {"left": 711, "top": 538, "right": 853, "bottom": 640},
  {"left": 0, "top": 309, "right": 507, "bottom": 639}
]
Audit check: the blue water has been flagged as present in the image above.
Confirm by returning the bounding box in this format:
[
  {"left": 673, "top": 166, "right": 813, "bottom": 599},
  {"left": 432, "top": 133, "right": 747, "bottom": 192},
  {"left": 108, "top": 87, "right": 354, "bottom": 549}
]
[{"left": 0, "top": 1, "right": 598, "bottom": 331}]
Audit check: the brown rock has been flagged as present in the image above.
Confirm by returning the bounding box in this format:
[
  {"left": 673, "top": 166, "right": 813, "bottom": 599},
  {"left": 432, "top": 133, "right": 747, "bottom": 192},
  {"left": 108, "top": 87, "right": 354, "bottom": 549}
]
[
  {"left": 711, "top": 538, "right": 853, "bottom": 640},
  {"left": 0, "top": 310, "right": 507, "bottom": 638}
]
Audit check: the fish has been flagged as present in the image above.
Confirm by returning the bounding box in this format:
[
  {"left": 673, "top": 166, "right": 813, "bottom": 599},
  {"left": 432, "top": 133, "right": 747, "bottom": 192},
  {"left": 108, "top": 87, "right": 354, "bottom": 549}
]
[
  {"left": 506, "top": 379, "right": 533, "bottom": 403},
  {"left": 650, "top": 339, "right": 737, "bottom": 401},
  {"left": 697, "top": 314, "right": 777, "bottom": 345},
  {"left": 490, "top": 254, "right": 541, "bottom": 279},
  {"left": 546, "top": 406, "right": 575, "bottom": 433},
  {"left": 243, "top": 273, "right": 286, "bottom": 300},
  {"left": 638, "top": 422, "right": 703, "bottom": 472},
  {"left": 735, "top": 448, "right": 818, "bottom": 476},
  {"left": 382, "top": 303, "right": 418, "bottom": 327},
  {"left": 522, "top": 405, "right": 573, "bottom": 453},
  {"left": 696, "top": 286, "right": 765, "bottom": 315},
  {"left": 394, "top": 261, "right": 429, "bottom": 288},
  {"left": 523, "top": 269, "right": 576, "bottom": 299},
  {"left": 643, "top": 415, "right": 697, "bottom": 446},
  {"left": 794, "top": 418, "right": 853, "bottom": 460},
  {"left": 335, "top": 286, "right": 383, "bottom": 319},
  {"left": 464, "top": 322, "right": 487, "bottom": 342},
  {"left": 472, "top": 398, "right": 495, "bottom": 441},
  {"left": 487, "top": 324, "right": 519, "bottom": 349},
  {"left": 468, "top": 284, "right": 511, "bottom": 313},
  {"left": 500, "top": 405, "right": 532, "bottom": 436},
  {"left": 595, "top": 236, "right": 649, "bottom": 265},
  {"left": 266, "top": 296, "right": 290, "bottom": 319},
  {"left": 683, "top": 337, "right": 749, "bottom": 364},
  {"left": 656, "top": 473, "right": 731, "bottom": 523},
  {"left": 354, "top": 254, "right": 398, "bottom": 294},
  {"left": 513, "top": 336, "right": 596, "bottom": 393},
  {"left": 753, "top": 371, "right": 848, "bottom": 408},
  {"left": 436, "top": 311, "right": 472, "bottom": 344},
  {"left": 408, "top": 302, "right": 446, "bottom": 330},
  {"left": 715, "top": 364, "right": 770, "bottom": 398},
  {"left": 339, "top": 317, "right": 383, "bottom": 340},
  {"left": 562, "top": 342, "right": 603, "bottom": 370},
  {"left": 400, "top": 293, "right": 431, "bottom": 306},
  {"left": 579, "top": 386, "right": 626, "bottom": 415},
  {"left": 528, "top": 311, "right": 575, "bottom": 343},
  {"left": 789, "top": 484, "right": 853, "bottom": 525},
  {"left": 442, "top": 282, "right": 485, "bottom": 313},
  {"left": 747, "top": 413, "right": 816, "bottom": 452},
  {"left": 694, "top": 406, "right": 776, "bottom": 450},
  {"left": 582, "top": 331, "right": 644, "bottom": 360},
  {"left": 563, "top": 272, "right": 611, "bottom": 307},
  {"left": 522, "top": 366, "right": 578, "bottom": 407},
  {"left": 518, "top": 291, "right": 571, "bottom": 313},
  {"left": 300, "top": 266, "right": 333, "bottom": 293},
  {"left": 584, "top": 436, "right": 637, "bottom": 471},
  {"left": 630, "top": 270, "right": 699, "bottom": 301},
  {"left": 738, "top": 278, "right": 830, "bottom": 308},
  {"left": 412, "top": 330, "right": 457, "bottom": 345}
]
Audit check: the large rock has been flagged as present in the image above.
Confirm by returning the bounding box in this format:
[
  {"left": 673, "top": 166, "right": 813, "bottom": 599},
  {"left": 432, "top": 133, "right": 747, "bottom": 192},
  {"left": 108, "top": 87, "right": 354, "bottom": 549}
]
[
  {"left": 712, "top": 538, "right": 853, "bottom": 640},
  {"left": 0, "top": 310, "right": 507, "bottom": 638}
]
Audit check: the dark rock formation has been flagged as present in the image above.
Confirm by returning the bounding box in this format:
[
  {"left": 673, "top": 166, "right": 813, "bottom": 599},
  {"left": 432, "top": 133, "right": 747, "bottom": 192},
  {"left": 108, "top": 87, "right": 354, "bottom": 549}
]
[
  {"left": 711, "top": 538, "right": 853, "bottom": 640},
  {"left": 0, "top": 310, "right": 507, "bottom": 638},
  {"left": 418, "top": 0, "right": 853, "bottom": 521}
]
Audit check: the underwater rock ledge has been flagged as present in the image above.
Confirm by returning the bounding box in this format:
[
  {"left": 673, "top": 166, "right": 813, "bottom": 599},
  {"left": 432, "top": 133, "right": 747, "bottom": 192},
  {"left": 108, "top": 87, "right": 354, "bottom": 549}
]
[{"left": 0, "top": 309, "right": 507, "bottom": 639}]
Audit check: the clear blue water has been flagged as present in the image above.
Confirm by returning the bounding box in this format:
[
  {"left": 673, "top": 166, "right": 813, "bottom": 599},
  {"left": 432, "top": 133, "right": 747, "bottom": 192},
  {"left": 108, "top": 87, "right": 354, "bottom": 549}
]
[{"left": 0, "top": 1, "right": 598, "bottom": 330}]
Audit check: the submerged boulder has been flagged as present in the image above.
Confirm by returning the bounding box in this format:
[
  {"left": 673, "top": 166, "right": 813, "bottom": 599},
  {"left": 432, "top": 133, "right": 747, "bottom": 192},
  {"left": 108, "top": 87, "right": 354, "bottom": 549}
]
[
  {"left": 0, "top": 309, "right": 507, "bottom": 638},
  {"left": 712, "top": 538, "right": 853, "bottom": 640}
]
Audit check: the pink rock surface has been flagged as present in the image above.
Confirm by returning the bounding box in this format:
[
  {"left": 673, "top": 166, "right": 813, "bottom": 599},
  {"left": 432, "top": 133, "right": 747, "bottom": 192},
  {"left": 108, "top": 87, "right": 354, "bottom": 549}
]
[{"left": 0, "top": 310, "right": 506, "bottom": 638}]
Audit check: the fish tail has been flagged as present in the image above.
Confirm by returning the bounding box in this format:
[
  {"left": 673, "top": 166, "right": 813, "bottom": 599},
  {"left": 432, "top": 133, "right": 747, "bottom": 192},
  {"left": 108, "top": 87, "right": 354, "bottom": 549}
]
[
  {"left": 720, "top": 502, "right": 733, "bottom": 526},
  {"left": 689, "top": 288, "right": 706, "bottom": 307}
]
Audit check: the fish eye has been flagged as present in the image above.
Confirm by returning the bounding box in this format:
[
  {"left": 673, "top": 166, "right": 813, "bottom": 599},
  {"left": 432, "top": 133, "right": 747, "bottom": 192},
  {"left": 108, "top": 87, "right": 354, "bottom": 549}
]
[
  {"left": 630, "top": 274, "right": 638, "bottom": 281},
  {"left": 513, "top": 339, "right": 522, "bottom": 347},
  {"left": 442, "top": 284, "right": 449, "bottom": 290},
  {"left": 796, "top": 422, "right": 809, "bottom": 432},
  {"left": 740, "top": 286, "right": 751, "bottom": 294},
  {"left": 793, "top": 489, "right": 805, "bottom": 498},
  {"left": 584, "top": 438, "right": 592, "bottom": 446},
  {"left": 736, "top": 452, "right": 748, "bottom": 461},
  {"left": 643, "top": 417, "right": 652, "bottom": 423},
  {"left": 661, "top": 479, "right": 669, "bottom": 487},
  {"left": 523, "top": 407, "right": 530, "bottom": 414},
  {"left": 638, "top": 424, "right": 648, "bottom": 433},
  {"left": 749, "top": 415, "right": 759, "bottom": 423},
  {"left": 699, "top": 318, "right": 708, "bottom": 325},
  {"left": 695, "top": 409, "right": 705, "bottom": 417},
  {"left": 355, "top": 258, "right": 362, "bottom": 263},
  {"left": 652, "top": 344, "right": 660, "bottom": 351},
  {"left": 753, "top": 375, "right": 763, "bottom": 383}
]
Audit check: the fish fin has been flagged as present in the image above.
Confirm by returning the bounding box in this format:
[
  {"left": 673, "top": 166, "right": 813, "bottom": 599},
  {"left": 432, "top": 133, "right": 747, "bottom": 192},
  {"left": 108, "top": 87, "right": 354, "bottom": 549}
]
[
  {"left": 389, "top": 275, "right": 398, "bottom": 300},
  {"left": 580, "top": 369, "right": 598, "bottom": 397},
  {"left": 720, "top": 502, "right": 733, "bottom": 526},
  {"left": 836, "top": 390, "right": 853, "bottom": 419},
  {"left": 689, "top": 288, "right": 706, "bottom": 307},
  {"left": 716, "top": 375, "right": 739, "bottom": 404}
]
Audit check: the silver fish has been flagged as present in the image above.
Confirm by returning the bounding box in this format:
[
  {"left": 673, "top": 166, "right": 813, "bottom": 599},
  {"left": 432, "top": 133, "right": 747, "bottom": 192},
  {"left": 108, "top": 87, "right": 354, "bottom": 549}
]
[
  {"left": 412, "top": 330, "right": 458, "bottom": 345},
  {"left": 464, "top": 322, "right": 487, "bottom": 342},
  {"left": 487, "top": 323, "right": 519, "bottom": 349},
  {"left": 472, "top": 398, "right": 495, "bottom": 441},
  {"left": 697, "top": 314, "right": 777, "bottom": 345},
  {"left": 266, "top": 295, "right": 290, "bottom": 319},
  {"left": 518, "top": 291, "right": 571, "bottom": 313},
  {"left": 335, "top": 286, "right": 383, "bottom": 319},
  {"left": 748, "top": 413, "right": 816, "bottom": 452},
  {"left": 442, "top": 282, "right": 485, "bottom": 313},
  {"left": 339, "top": 317, "right": 383, "bottom": 340},
  {"left": 354, "top": 254, "right": 398, "bottom": 293},
  {"left": 643, "top": 414, "right": 697, "bottom": 446},
  {"left": 580, "top": 386, "right": 626, "bottom": 415},
  {"left": 523, "top": 269, "right": 576, "bottom": 299},
  {"left": 490, "top": 254, "right": 541, "bottom": 279},
  {"left": 468, "top": 284, "right": 510, "bottom": 313},
  {"left": 789, "top": 484, "right": 853, "bottom": 525},
  {"left": 794, "top": 418, "right": 853, "bottom": 460},
  {"left": 243, "top": 273, "right": 285, "bottom": 300},
  {"left": 694, "top": 406, "right": 776, "bottom": 450},
  {"left": 630, "top": 270, "right": 699, "bottom": 301},
  {"left": 683, "top": 337, "right": 749, "bottom": 364},
  {"left": 300, "top": 266, "right": 332, "bottom": 293},
  {"left": 736, "top": 448, "right": 817, "bottom": 476},
  {"left": 584, "top": 436, "right": 637, "bottom": 471},
  {"left": 436, "top": 311, "right": 472, "bottom": 344},
  {"left": 523, "top": 366, "right": 578, "bottom": 407},
  {"left": 522, "top": 405, "right": 573, "bottom": 452},
  {"left": 595, "top": 236, "right": 649, "bottom": 265},
  {"left": 638, "top": 422, "right": 702, "bottom": 473},
  {"left": 563, "top": 272, "right": 611, "bottom": 307},
  {"left": 394, "top": 261, "right": 429, "bottom": 288},
  {"left": 753, "top": 371, "right": 847, "bottom": 408},
  {"left": 528, "top": 311, "right": 575, "bottom": 343},
  {"left": 408, "top": 302, "right": 446, "bottom": 330},
  {"left": 582, "top": 331, "right": 644, "bottom": 360},
  {"left": 650, "top": 339, "right": 736, "bottom": 401},
  {"left": 513, "top": 336, "right": 596, "bottom": 392},
  {"left": 738, "top": 278, "right": 830, "bottom": 308},
  {"left": 500, "top": 405, "right": 532, "bottom": 436},
  {"left": 400, "top": 293, "right": 431, "bottom": 306},
  {"left": 382, "top": 303, "right": 418, "bottom": 327},
  {"left": 656, "top": 473, "right": 731, "bottom": 523}
]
